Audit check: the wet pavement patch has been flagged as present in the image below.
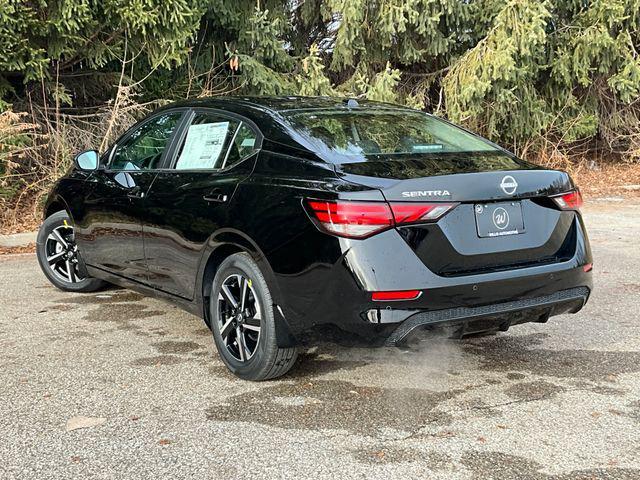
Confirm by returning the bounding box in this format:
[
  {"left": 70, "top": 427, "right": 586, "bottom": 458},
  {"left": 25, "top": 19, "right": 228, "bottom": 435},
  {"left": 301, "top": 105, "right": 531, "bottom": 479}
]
[
  {"left": 623, "top": 400, "right": 640, "bottom": 423},
  {"left": 504, "top": 380, "right": 565, "bottom": 401},
  {"left": 56, "top": 290, "right": 145, "bottom": 305},
  {"left": 206, "top": 379, "right": 462, "bottom": 435},
  {"left": 51, "top": 288, "right": 165, "bottom": 335},
  {"left": 461, "top": 450, "right": 640, "bottom": 479},
  {"left": 130, "top": 355, "right": 187, "bottom": 367},
  {"left": 84, "top": 303, "right": 165, "bottom": 327},
  {"left": 286, "top": 351, "right": 368, "bottom": 378},
  {"left": 152, "top": 340, "right": 204, "bottom": 354},
  {"left": 464, "top": 334, "right": 640, "bottom": 381}
]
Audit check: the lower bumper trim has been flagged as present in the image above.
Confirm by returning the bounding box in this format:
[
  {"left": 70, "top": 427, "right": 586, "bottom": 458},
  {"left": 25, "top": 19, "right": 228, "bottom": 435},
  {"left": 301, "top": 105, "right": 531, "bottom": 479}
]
[{"left": 385, "top": 286, "right": 590, "bottom": 346}]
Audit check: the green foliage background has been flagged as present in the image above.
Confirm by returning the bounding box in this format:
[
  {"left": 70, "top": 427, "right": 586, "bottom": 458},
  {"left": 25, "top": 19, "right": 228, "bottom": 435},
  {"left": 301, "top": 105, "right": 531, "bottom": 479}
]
[{"left": 0, "top": 0, "right": 639, "bottom": 157}]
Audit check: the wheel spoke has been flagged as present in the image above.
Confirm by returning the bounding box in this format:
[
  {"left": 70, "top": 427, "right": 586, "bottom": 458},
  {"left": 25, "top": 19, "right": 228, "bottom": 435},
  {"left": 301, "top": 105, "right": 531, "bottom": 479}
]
[
  {"left": 65, "top": 260, "right": 75, "bottom": 282},
  {"left": 240, "top": 276, "right": 248, "bottom": 311},
  {"left": 52, "top": 229, "right": 68, "bottom": 248},
  {"left": 253, "top": 299, "right": 262, "bottom": 321},
  {"left": 219, "top": 317, "right": 235, "bottom": 341},
  {"left": 236, "top": 326, "right": 247, "bottom": 361},
  {"left": 47, "top": 251, "right": 65, "bottom": 265},
  {"left": 242, "top": 322, "right": 261, "bottom": 333},
  {"left": 221, "top": 284, "right": 238, "bottom": 308}
]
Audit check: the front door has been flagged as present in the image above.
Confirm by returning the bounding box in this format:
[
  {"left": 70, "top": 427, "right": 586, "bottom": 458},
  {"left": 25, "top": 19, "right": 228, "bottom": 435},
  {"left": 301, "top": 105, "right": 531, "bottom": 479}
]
[
  {"left": 75, "top": 111, "right": 184, "bottom": 283},
  {"left": 142, "top": 110, "right": 260, "bottom": 298}
]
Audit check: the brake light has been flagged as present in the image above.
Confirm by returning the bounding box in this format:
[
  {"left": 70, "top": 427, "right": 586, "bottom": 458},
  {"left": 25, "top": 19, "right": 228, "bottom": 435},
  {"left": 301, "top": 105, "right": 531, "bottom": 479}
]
[
  {"left": 306, "top": 200, "right": 456, "bottom": 238},
  {"left": 372, "top": 290, "right": 422, "bottom": 301},
  {"left": 552, "top": 190, "right": 583, "bottom": 210}
]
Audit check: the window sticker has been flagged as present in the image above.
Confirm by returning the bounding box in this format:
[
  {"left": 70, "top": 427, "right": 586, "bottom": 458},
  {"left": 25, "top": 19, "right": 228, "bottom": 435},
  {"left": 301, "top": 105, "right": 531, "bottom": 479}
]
[{"left": 176, "top": 122, "right": 229, "bottom": 169}]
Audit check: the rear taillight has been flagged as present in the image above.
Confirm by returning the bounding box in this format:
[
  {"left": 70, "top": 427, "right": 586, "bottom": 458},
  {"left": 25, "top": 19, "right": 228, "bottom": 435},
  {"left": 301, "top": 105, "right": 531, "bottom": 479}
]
[
  {"left": 552, "top": 190, "right": 583, "bottom": 210},
  {"left": 305, "top": 200, "right": 456, "bottom": 239},
  {"left": 389, "top": 203, "right": 456, "bottom": 224},
  {"left": 306, "top": 200, "right": 393, "bottom": 238}
]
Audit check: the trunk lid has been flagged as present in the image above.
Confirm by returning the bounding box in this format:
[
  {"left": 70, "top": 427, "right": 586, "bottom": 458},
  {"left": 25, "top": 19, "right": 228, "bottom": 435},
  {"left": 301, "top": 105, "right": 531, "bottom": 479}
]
[
  {"left": 336, "top": 157, "right": 578, "bottom": 277},
  {"left": 336, "top": 155, "right": 574, "bottom": 202}
]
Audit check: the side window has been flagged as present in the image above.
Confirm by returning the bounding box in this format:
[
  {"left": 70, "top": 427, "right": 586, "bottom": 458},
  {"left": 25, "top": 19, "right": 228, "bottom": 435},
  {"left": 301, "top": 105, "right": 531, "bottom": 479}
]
[
  {"left": 224, "top": 123, "right": 259, "bottom": 168},
  {"left": 174, "top": 114, "right": 239, "bottom": 170},
  {"left": 110, "top": 113, "right": 182, "bottom": 171}
]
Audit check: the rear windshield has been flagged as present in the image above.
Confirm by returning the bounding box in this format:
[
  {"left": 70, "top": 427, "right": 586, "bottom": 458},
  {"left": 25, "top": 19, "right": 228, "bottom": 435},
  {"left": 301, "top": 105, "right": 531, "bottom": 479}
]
[{"left": 284, "top": 109, "right": 501, "bottom": 162}]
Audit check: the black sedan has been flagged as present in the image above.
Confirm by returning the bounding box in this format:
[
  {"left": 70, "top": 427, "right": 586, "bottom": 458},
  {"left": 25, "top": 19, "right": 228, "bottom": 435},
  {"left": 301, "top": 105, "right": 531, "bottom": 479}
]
[{"left": 37, "top": 96, "right": 593, "bottom": 380}]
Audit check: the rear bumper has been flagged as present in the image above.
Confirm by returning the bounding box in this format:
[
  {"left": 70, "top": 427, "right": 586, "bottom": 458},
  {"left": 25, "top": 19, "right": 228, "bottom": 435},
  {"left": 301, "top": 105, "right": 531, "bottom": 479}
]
[{"left": 384, "top": 286, "right": 589, "bottom": 345}]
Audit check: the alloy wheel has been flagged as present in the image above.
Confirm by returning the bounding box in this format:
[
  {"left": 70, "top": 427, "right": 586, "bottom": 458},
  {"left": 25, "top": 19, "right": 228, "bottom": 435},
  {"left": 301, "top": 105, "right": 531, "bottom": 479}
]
[
  {"left": 217, "top": 273, "right": 262, "bottom": 362},
  {"left": 45, "top": 224, "right": 86, "bottom": 283}
]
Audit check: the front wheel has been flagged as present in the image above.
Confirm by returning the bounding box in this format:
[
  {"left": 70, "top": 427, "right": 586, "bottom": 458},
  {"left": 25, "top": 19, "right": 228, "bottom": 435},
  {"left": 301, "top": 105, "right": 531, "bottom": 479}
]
[
  {"left": 36, "top": 210, "right": 105, "bottom": 292},
  {"left": 210, "top": 252, "right": 298, "bottom": 381}
]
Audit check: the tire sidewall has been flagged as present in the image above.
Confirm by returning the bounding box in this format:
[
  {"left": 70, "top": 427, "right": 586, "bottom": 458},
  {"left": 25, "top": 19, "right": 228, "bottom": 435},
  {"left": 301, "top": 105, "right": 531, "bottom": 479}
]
[{"left": 210, "top": 253, "right": 276, "bottom": 379}]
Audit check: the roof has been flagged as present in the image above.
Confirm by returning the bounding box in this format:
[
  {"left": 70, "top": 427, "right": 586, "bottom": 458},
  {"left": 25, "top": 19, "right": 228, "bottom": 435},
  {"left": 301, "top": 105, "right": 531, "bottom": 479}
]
[{"left": 164, "top": 95, "right": 411, "bottom": 114}]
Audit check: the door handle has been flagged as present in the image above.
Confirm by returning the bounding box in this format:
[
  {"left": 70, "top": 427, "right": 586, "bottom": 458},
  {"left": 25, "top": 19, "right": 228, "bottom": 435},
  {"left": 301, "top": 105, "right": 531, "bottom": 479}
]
[
  {"left": 127, "top": 186, "right": 145, "bottom": 199},
  {"left": 203, "top": 192, "right": 228, "bottom": 203}
]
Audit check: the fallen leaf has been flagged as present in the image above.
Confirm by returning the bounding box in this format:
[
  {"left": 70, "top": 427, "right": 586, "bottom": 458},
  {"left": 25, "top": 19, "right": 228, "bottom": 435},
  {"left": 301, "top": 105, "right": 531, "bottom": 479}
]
[
  {"left": 496, "top": 425, "right": 508, "bottom": 429},
  {"left": 159, "top": 439, "right": 171, "bottom": 446},
  {"left": 70, "top": 456, "right": 82, "bottom": 463},
  {"left": 66, "top": 416, "right": 107, "bottom": 432},
  {"left": 591, "top": 411, "right": 602, "bottom": 419},
  {"left": 374, "top": 451, "right": 385, "bottom": 459},
  {"left": 477, "top": 436, "right": 487, "bottom": 443},
  {"left": 129, "top": 416, "right": 140, "bottom": 421}
]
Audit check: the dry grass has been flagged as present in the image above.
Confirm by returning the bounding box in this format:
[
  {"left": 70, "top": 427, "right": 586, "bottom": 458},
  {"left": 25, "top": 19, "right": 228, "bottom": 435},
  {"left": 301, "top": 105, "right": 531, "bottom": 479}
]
[
  {"left": 1, "top": 89, "right": 157, "bottom": 234},
  {"left": 535, "top": 152, "right": 640, "bottom": 199}
]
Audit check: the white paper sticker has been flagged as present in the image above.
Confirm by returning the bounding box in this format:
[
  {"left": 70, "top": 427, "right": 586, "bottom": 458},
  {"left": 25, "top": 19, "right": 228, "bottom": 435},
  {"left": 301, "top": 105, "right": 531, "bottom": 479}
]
[{"left": 175, "top": 122, "right": 229, "bottom": 170}]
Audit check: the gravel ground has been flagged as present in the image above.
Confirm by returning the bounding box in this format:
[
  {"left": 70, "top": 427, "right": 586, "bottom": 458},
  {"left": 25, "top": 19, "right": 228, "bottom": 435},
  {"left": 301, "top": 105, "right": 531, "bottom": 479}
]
[{"left": 1, "top": 201, "right": 639, "bottom": 480}]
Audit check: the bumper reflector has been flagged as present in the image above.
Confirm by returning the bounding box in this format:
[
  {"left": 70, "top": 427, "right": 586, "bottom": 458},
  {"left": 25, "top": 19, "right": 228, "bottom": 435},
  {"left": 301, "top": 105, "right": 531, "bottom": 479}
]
[
  {"left": 583, "top": 263, "right": 593, "bottom": 272},
  {"left": 372, "top": 290, "right": 422, "bottom": 301}
]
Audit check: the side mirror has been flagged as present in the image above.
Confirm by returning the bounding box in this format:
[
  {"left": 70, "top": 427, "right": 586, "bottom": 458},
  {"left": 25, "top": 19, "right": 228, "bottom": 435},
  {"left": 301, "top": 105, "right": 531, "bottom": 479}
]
[{"left": 74, "top": 150, "right": 99, "bottom": 171}]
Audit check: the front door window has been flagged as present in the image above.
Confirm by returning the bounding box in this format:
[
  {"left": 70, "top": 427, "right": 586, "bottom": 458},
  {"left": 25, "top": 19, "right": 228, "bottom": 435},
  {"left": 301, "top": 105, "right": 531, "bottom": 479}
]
[{"left": 110, "top": 113, "right": 182, "bottom": 171}]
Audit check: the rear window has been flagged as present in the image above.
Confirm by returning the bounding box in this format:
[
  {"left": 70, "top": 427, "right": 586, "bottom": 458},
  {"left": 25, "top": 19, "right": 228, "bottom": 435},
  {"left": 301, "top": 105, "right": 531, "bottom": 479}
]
[{"left": 284, "top": 110, "right": 501, "bottom": 162}]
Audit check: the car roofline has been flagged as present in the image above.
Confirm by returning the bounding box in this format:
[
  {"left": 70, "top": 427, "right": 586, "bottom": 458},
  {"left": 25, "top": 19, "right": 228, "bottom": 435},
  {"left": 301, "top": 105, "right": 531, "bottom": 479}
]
[{"left": 155, "top": 96, "right": 420, "bottom": 116}]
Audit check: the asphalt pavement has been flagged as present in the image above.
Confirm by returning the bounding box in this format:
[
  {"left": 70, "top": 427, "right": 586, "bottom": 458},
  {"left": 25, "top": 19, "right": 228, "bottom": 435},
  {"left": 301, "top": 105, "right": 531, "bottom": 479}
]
[{"left": 1, "top": 200, "right": 639, "bottom": 479}]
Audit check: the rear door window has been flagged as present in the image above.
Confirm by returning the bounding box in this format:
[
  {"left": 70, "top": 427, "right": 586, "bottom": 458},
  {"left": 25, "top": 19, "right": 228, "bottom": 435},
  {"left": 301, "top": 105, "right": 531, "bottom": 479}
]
[
  {"left": 174, "top": 113, "right": 240, "bottom": 170},
  {"left": 223, "top": 123, "right": 259, "bottom": 168}
]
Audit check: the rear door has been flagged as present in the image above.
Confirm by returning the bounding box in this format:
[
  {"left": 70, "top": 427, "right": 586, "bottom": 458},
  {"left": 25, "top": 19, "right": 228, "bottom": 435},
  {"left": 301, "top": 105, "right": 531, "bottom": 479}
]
[
  {"left": 76, "top": 110, "right": 185, "bottom": 282},
  {"left": 142, "top": 109, "right": 261, "bottom": 299}
]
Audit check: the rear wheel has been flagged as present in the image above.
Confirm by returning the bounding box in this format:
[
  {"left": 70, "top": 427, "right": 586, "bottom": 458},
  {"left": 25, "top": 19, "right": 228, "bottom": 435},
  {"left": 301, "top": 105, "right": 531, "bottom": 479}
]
[
  {"left": 210, "top": 252, "right": 298, "bottom": 381},
  {"left": 36, "top": 210, "right": 105, "bottom": 292}
]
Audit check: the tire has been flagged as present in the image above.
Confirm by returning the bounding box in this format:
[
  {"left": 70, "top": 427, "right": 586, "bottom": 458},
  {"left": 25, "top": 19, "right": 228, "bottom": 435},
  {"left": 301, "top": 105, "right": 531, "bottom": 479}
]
[
  {"left": 36, "top": 210, "right": 105, "bottom": 292},
  {"left": 210, "top": 252, "right": 298, "bottom": 381}
]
